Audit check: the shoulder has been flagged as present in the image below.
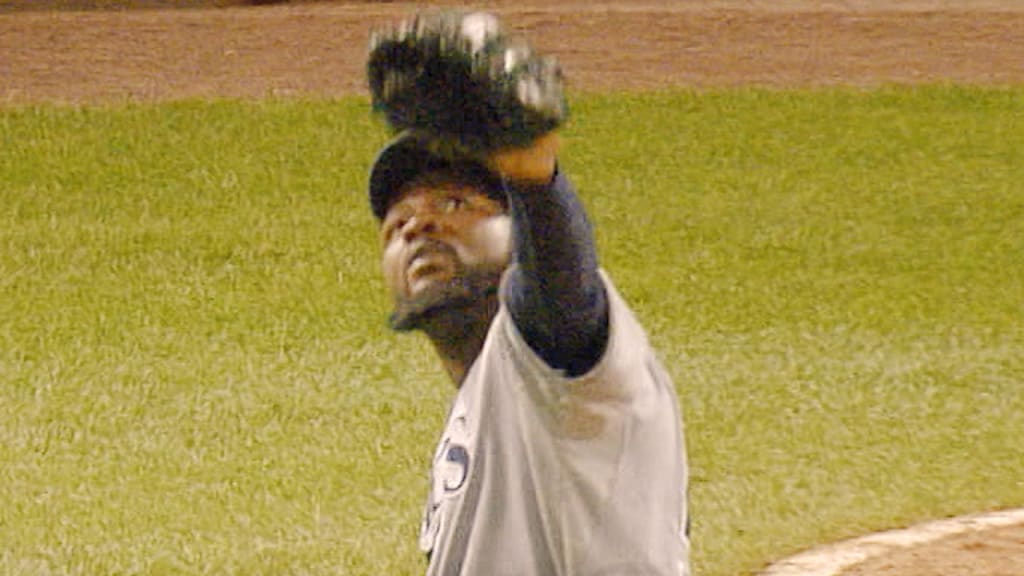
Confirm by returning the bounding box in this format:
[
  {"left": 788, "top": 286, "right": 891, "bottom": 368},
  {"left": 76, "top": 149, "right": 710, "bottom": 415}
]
[{"left": 488, "top": 270, "right": 664, "bottom": 394}]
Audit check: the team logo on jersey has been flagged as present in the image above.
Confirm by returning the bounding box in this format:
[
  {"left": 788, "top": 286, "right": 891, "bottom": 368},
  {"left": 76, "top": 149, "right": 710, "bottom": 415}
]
[{"left": 420, "top": 398, "right": 473, "bottom": 553}]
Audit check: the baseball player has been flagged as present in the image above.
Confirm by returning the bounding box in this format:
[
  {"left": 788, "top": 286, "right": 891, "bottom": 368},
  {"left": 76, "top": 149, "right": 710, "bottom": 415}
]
[{"left": 366, "top": 12, "right": 690, "bottom": 575}]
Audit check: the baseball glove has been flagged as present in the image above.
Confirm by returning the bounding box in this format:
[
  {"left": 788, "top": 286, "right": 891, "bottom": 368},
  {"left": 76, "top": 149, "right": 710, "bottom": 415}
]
[{"left": 367, "top": 11, "right": 568, "bottom": 157}]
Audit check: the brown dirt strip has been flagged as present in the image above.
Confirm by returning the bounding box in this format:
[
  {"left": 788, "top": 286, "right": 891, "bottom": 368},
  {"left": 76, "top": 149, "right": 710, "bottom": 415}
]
[
  {"left": 842, "top": 522, "right": 1024, "bottom": 576},
  {"left": 2, "top": 0, "right": 1024, "bottom": 105}
]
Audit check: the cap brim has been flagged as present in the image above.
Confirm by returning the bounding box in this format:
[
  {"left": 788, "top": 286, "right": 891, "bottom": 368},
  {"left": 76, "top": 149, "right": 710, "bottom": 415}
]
[{"left": 368, "top": 134, "right": 506, "bottom": 221}]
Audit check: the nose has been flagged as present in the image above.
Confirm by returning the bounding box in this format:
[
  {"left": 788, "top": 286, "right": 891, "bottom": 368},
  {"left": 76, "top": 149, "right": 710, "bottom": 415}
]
[{"left": 400, "top": 212, "right": 439, "bottom": 243}]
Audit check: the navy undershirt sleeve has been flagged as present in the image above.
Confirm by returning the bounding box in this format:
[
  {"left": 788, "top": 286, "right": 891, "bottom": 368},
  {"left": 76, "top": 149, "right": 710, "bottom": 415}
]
[{"left": 503, "top": 169, "right": 609, "bottom": 377}]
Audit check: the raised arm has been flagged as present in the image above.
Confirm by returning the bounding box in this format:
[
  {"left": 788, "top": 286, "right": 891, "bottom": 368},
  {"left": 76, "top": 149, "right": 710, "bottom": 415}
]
[{"left": 489, "top": 135, "right": 609, "bottom": 377}]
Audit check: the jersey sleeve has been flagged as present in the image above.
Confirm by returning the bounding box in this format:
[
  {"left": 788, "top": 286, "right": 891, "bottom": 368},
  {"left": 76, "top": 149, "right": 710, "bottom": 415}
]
[
  {"left": 490, "top": 270, "right": 691, "bottom": 574},
  {"left": 498, "top": 269, "right": 654, "bottom": 429}
]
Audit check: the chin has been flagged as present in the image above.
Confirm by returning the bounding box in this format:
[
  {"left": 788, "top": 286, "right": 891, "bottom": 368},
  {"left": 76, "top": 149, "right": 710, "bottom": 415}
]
[{"left": 389, "top": 269, "right": 503, "bottom": 332}]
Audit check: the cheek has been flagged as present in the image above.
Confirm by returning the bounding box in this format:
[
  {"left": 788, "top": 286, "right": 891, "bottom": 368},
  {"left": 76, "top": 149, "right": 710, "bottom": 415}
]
[{"left": 464, "top": 215, "right": 512, "bottom": 267}]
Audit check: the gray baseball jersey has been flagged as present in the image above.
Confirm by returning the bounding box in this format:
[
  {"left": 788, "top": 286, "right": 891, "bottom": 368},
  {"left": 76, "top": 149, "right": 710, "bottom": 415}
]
[{"left": 419, "top": 271, "right": 690, "bottom": 575}]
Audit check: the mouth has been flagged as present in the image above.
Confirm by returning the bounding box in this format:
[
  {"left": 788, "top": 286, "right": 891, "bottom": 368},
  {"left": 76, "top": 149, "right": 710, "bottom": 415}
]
[{"left": 405, "top": 243, "right": 457, "bottom": 293}]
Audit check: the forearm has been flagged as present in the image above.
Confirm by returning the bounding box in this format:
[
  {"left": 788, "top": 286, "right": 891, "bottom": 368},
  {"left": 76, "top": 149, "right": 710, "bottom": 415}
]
[{"left": 504, "top": 170, "right": 609, "bottom": 376}]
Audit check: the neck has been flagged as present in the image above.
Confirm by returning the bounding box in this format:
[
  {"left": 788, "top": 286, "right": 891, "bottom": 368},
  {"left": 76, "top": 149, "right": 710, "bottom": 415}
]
[
  {"left": 388, "top": 269, "right": 504, "bottom": 387},
  {"left": 420, "top": 295, "right": 499, "bottom": 385}
]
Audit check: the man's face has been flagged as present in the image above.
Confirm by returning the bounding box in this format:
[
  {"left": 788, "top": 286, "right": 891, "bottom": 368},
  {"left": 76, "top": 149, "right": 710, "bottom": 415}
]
[{"left": 379, "top": 175, "right": 511, "bottom": 330}]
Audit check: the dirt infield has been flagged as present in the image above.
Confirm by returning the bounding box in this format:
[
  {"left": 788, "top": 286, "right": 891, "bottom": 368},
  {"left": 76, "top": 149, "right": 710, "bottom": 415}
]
[
  {"left": 3, "top": 0, "right": 1024, "bottom": 104},
  {"left": 760, "top": 509, "right": 1024, "bottom": 576},
  {"left": 1, "top": 1, "right": 1022, "bottom": 574},
  {"left": 844, "top": 522, "right": 1024, "bottom": 576}
]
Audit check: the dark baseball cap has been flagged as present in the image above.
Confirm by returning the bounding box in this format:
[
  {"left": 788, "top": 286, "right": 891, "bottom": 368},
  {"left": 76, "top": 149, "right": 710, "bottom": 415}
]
[{"left": 368, "top": 133, "right": 506, "bottom": 221}]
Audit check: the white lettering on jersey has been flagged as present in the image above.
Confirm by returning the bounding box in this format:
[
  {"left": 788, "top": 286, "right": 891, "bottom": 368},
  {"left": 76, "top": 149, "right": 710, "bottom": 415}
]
[{"left": 420, "top": 396, "right": 473, "bottom": 554}]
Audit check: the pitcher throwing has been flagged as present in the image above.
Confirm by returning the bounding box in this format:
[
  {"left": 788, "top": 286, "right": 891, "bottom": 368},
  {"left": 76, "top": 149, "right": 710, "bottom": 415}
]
[{"left": 365, "top": 11, "right": 690, "bottom": 575}]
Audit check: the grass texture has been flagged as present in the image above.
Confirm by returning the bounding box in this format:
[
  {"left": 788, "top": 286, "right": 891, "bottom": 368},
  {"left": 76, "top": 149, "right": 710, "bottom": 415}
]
[{"left": 1, "top": 88, "right": 1022, "bottom": 575}]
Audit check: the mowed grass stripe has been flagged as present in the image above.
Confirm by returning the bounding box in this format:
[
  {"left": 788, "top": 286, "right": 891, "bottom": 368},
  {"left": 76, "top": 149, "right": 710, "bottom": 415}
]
[{"left": 1, "top": 88, "right": 1021, "bottom": 575}]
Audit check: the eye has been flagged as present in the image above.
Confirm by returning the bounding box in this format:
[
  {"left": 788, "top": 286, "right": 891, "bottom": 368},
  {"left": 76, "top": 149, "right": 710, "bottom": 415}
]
[{"left": 443, "top": 196, "right": 467, "bottom": 213}]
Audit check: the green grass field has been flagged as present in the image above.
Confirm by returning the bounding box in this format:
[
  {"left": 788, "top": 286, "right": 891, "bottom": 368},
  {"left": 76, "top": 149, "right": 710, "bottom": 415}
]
[{"left": 1, "top": 88, "right": 1022, "bottom": 575}]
